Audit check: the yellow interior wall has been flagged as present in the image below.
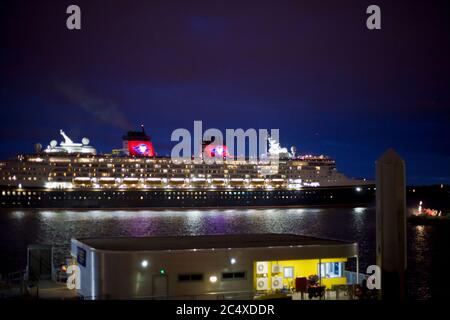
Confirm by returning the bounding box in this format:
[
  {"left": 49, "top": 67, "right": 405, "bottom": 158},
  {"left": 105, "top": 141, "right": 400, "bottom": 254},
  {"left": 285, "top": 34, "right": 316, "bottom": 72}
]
[{"left": 254, "top": 258, "right": 347, "bottom": 290}]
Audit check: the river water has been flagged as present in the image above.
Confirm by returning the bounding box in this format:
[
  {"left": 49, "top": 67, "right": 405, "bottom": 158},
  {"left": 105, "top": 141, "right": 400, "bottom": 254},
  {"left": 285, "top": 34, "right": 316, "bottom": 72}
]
[{"left": 0, "top": 206, "right": 448, "bottom": 299}]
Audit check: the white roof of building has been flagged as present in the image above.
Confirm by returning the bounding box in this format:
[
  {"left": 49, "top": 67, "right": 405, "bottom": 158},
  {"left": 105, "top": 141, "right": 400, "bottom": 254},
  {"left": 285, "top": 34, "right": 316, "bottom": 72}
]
[{"left": 74, "top": 233, "right": 354, "bottom": 252}]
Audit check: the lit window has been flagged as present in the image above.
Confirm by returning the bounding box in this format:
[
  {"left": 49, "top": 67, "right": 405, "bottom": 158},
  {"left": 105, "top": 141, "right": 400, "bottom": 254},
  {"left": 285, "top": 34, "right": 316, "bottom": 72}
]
[
  {"left": 283, "top": 267, "right": 294, "bottom": 278},
  {"left": 319, "top": 262, "right": 343, "bottom": 278}
]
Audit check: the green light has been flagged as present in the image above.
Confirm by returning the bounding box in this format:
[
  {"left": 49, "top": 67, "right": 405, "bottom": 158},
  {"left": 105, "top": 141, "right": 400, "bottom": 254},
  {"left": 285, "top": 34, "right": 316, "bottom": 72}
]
[{"left": 160, "top": 269, "right": 165, "bottom": 275}]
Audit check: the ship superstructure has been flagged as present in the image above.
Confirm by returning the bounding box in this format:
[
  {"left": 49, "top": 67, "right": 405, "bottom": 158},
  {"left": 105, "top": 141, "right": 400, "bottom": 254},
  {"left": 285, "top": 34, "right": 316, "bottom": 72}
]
[{"left": 0, "top": 129, "right": 374, "bottom": 208}]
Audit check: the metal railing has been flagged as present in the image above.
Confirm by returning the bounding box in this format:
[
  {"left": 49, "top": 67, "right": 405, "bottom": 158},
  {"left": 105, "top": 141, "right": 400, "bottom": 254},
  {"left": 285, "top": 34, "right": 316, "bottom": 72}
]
[{"left": 2, "top": 269, "right": 26, "bottom": 285}]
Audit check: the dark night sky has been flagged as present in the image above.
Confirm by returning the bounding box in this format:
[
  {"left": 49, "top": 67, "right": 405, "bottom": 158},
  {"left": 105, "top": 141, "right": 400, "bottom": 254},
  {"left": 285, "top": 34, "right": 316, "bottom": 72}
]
[{"left": 1, "top": 0, "right": 449, "bottom": 184}]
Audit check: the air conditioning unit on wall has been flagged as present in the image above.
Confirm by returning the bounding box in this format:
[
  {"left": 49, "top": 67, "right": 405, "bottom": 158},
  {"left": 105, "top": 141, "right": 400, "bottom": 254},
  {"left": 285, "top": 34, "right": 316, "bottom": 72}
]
[
  {"left": 257, "top": 278, "right": 269, "bottom": 291},
  {"left": 256, "top": 261, "right": 269, "bottom": 274},
  {"left": 272, "top": 277, "right": 283, "bottom": 289},
  {"left": 272, "top": 264, "right": 281, "bottom": 273}
]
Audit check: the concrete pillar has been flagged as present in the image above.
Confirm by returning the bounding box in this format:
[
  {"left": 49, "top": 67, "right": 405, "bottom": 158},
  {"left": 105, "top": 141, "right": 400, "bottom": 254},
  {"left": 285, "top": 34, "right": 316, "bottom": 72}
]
[{"left": 376, "top": 149, "right": 407, "bottom": 299}]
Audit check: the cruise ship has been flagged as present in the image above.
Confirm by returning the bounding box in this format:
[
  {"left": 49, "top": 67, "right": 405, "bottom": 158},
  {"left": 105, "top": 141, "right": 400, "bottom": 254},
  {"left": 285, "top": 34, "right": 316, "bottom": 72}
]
[{"left": 0, "top": 128, "right": 374, "bottom": 208}]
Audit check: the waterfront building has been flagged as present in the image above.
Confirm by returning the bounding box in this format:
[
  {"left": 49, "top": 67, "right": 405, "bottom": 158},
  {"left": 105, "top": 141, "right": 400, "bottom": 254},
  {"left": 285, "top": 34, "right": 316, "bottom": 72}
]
[{"left": 70, "top": 233, "right": 358, "bottom": 299}]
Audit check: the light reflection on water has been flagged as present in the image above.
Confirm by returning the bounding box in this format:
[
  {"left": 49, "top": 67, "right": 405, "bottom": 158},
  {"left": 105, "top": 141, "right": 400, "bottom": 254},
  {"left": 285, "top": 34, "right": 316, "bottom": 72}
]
[{"left": 0, "top": 206, "right": 447, "bottom": 299}]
